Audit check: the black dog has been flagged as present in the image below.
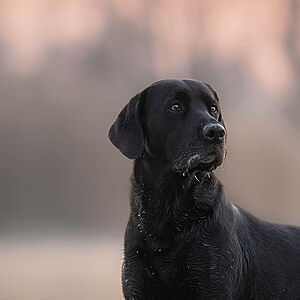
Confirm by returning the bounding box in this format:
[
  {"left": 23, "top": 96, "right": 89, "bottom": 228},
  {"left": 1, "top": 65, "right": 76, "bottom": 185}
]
[{"left": 109, "top": 79, "right": 300, "bottom": 300}]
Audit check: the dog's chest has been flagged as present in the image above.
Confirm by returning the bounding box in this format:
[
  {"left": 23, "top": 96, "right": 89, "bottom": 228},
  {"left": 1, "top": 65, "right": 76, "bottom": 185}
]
[
  {"left": 142, "top": 244, "right": 211, "bottom": 287},
  {"left": 145, "top": 252, "right": 179, "bottom": 284}
]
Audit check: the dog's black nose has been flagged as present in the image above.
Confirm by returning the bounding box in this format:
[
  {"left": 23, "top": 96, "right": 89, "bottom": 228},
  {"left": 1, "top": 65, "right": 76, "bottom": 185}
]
[{"left": 203, "top": 124, "right": 225, "bottom": 142}]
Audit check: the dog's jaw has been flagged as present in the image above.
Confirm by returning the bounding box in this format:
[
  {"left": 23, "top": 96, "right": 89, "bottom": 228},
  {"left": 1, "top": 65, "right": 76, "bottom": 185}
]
[{"left": 175, "top": 152, "right": 222, "bottom": 177}]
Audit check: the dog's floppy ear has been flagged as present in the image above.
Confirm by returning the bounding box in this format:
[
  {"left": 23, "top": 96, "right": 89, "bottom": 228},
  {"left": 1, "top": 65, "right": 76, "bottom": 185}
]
[
  {"left": 204, "top": 82, "right": 226, "bottom": 130},
  {"left": 108, "top": 92, "right": 144, "bottom": 159}
]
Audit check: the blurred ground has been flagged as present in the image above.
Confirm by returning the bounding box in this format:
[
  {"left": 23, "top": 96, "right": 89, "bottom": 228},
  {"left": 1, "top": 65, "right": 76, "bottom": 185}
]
[{"left": 0, "top": 237, "right": 123, "bottom": 300}]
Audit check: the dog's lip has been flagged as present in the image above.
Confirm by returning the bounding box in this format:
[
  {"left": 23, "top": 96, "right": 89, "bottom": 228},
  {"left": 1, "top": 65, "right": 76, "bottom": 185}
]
[
  {"left": 187, "top": 153, "right": 216, "bottom": 169},
  {"left": 175, "top": 152, "right": 218, "bottom": 175}
]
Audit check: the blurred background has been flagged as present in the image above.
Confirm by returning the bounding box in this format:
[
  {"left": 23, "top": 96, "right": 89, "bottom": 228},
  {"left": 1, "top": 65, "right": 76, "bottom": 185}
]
[{"left": 0, "top": 0, "right": 300, "bottom": 299}]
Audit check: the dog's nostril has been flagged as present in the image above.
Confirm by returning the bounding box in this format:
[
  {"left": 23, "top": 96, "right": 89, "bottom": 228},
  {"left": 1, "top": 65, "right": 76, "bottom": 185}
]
[
  {"left": 203, "top": 124, "right": 225, "bottom": 141},
  {"left": 205, "top": 130, "right": 215, "bottom": 139},
  {"left": 219, "top": 129, "right": 225, "bottom": 139}
]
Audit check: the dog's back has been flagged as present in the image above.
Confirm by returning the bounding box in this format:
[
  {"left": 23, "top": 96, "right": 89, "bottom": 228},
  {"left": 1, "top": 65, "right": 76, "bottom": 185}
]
[{"left": 236, "top": 208, "right": 300, "bottom": 299}]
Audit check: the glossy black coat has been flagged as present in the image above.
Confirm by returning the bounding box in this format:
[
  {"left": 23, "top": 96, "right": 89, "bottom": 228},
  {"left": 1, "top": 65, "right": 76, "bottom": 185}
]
[{"left": 109, "top": 79, "right": 300, "bottom": 300}]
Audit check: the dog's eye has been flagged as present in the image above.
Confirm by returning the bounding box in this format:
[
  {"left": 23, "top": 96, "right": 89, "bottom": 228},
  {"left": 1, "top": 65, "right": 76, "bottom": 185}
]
[
  {"left": 210, "top": 106, "right": 218, "bottom": 117},
  {"left": 169, "top": 103, "right": 182, "bottom": 112}
]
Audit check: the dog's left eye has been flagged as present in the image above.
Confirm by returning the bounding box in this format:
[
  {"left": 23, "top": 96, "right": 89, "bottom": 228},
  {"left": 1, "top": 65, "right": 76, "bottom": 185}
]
[
  {"left": 210, "top": 106, "right": 218, "bottom": 117},
  {"left": 169, "top": 103, "right": 182, "bottom": 112}
]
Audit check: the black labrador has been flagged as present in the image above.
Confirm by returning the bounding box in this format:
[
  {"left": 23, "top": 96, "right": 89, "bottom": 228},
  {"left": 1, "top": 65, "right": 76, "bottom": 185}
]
[{"left": 108, "top": 79, "right": 300, "bottom": 300}]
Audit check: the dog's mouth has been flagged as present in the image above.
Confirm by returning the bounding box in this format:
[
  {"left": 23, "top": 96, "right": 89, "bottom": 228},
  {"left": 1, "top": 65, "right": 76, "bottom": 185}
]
[
  {"left": 186, "top": 154, "right": 216, "bottom": 173},
  {"left": 175, "top": 152, "right": 223, "bottom": 176}
]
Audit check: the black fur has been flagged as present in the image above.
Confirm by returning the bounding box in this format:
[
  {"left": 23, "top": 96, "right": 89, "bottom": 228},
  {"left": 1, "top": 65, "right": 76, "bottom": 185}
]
[{"left": 109, "top": 79, "right": 300, "bottom": 300}]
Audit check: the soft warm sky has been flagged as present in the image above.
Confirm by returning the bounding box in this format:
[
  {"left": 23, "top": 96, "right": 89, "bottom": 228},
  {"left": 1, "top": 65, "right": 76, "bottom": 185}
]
[{"left": 0, "top": 0, "right": 299, "bottom": 99}]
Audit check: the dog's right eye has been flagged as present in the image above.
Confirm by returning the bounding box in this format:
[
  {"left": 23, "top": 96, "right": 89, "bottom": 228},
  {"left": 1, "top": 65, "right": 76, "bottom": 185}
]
[{"left": 169, "top": 103, "right": 182, "bottom": 112}]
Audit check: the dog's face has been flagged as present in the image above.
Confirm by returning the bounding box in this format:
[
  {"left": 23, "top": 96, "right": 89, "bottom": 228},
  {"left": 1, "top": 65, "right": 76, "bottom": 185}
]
[{"left": 109, "top": 79, "right": 226, "bottom": 173}]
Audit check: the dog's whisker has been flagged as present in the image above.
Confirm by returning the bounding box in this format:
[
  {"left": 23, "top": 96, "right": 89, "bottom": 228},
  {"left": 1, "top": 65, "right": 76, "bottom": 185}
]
[{"left": 194, "top": 174, "right": 201, "bottom": 182}]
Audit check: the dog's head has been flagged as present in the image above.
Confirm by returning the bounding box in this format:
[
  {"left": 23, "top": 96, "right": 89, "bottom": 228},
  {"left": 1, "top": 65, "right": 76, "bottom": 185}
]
[{"left": 109, "top": 79, "right": 226, "bottom": 173}]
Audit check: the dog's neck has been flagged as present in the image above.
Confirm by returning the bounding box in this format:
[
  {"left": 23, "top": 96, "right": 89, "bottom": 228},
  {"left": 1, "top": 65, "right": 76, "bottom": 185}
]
[{"left": 130, "top": 155, "right": 225, "bottom": 246}]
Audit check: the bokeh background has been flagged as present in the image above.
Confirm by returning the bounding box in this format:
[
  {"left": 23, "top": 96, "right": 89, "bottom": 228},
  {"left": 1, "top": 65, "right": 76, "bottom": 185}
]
[{"left": 1, "top": 0, "right": 300, "bottom": 299}]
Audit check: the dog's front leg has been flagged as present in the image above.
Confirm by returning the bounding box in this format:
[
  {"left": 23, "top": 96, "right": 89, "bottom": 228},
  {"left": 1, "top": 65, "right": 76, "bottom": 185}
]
[
  {"left": 122, "top": 220, "right": 164, "bottom": 300},
  {"left": 122, "top": 254, "right": 167, "bottom": 300},
  {"left": 122, "top": 257, "right": 146, "bottom": 300}
]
